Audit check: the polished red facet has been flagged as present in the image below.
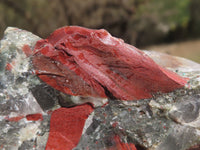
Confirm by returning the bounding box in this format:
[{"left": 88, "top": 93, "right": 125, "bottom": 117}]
[
  {"left": 32, "top": 26, "right": 188, "bottom": 100},
  {"left": 45, "top": 104, "right": 94, "bottom": 150}
]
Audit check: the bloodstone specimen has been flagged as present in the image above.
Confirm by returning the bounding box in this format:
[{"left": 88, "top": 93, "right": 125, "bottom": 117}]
[{"left": 32, "top": 26, "right": 188, "bottom": 100}]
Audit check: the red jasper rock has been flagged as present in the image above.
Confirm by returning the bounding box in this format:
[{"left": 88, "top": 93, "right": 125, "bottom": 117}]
[
  {"left": 32, "top": 26, "right": 188, "bottom": 100},
  {"left": 45, "top": 104, "right": 93, "bottom": 150}
]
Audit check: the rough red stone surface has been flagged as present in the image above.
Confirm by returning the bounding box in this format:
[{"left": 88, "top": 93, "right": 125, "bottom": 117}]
[
  {"left": 45, "top": 104, "right": 94, "bottom": 150},
  {"left": 26, "top": 113, "right": 43, "bottom": 121},
  {"left": 32, "top": 26, "right": 188, "bottom": 100}
]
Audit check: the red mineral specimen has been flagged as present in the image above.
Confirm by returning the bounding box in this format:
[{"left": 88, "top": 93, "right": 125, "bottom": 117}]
[
  {"left": 45, "top": 104, "right": 94, "bottom": 150},
  {"left": 32, "top": 26, "right": 188, "bottom": 100}
]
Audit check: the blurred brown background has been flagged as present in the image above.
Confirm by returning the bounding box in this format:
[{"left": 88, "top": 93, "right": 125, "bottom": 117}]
[{"left": 0, "top": 0, "right": 200, "bottom": 62}]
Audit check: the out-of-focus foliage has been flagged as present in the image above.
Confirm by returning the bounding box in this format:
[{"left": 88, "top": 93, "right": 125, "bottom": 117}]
[
  {"left": 189, "top": 0, "right": 200, "bottom": 37},
  {"left": 0, "top": 0, "right": 199, "bottom": 47},
  {"left": 130, "top": 0, "right": 190, "bottom": 46}
]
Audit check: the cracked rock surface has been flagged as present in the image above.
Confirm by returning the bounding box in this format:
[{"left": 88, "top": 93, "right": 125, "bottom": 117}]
[{"left": 0, "top": 27, "right": 200, "bottom": 150}]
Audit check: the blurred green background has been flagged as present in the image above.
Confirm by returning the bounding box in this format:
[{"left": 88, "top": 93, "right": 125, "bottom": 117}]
[{"left": 0, "top": 0, "right": 200, "bottom": 62}]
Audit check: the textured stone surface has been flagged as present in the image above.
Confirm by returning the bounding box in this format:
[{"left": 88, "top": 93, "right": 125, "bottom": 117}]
[
  {"left": 0, "top": 27, "right": 52, "bottom": 150},
  {"left": 0, "top": 27, "right": 42, "bottom": 117},
  {"left": 32, "top": 26, "right": 187, "bottom": 101},
  {"left": 0, "top": 27, "right": 200, "bottom": 150},
  {"left": 75, "top": 83, "right": 200, "bottom": 150},
  {"left": 46, "top": 104, "right": 94, "bottom": 150}
]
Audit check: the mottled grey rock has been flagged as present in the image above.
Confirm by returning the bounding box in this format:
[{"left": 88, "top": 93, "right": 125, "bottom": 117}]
[
  {"left": 76, "top": 85, "right": 200, "bottom": 150},
  {"left": 169, "top": 95, "right": 200, "bottom": 125},
  {"left": 0, "top": 27, "right": 43, "bottom": 117},
  {"left": 0, "top": 27, "right": 53, "bottom": 150}
]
